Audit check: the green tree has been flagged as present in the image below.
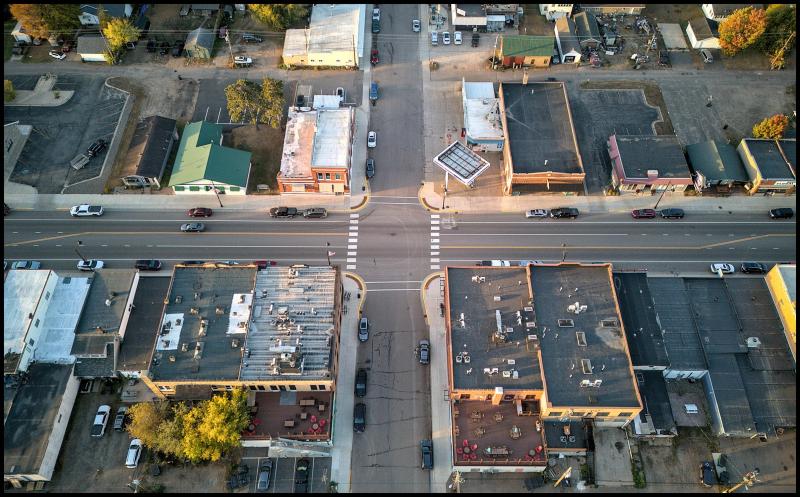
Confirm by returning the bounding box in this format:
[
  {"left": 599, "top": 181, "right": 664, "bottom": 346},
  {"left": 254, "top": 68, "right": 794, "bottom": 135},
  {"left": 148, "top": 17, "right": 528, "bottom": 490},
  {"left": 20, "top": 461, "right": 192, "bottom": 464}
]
[
  {"left": 758, "top": 5, "right": 796, "bottom": 70},
  {"left": 225, "top": 78, "right": 285, "bottom": 129},
  {"left": 5, "top": 80, "right": 16, "bottom": 102},
  {"left": 752, "top": 114, "right": 789, "bottom": 139},
  {"left": 260, "top": 77, "right": 285, "bottom": 129},
  {"left": 181, "top": 389, "right": 249, "bottom": 463},
  {"left": 127, "top": 401, "right": 169, "bottom": 448},
  {"left": 9, "top": 4, "right": 80, "bottom": 40},
  {"left": 718, "top": 6, "right": 767, "bottom": 56},
  {"left": 153, "top": 403, "right": 189, "bottom": 457},
  {"left": 102, "top": 17, "right": 140, "bottom": 52},
  {"left": 248, "top": 4, "right": 308, "bottom": 30}
]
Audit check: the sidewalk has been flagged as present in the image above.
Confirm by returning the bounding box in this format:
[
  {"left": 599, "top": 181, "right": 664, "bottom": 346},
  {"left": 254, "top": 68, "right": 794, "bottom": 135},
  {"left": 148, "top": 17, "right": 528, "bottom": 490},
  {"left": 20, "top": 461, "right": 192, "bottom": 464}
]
[{"left": 419, "top": 182, "right": 797, "bottom": 214}]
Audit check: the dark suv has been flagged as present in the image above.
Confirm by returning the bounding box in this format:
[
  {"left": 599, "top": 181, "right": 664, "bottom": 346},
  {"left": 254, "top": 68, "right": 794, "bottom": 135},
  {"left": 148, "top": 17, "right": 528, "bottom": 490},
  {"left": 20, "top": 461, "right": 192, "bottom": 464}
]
[
  {"left": 550, "top": 207, "right": 579, "bottom": 218},
  {"left": 87, "top": 139, "right": 107, "bottom": 157},
  {"left": 420, "top": 440, "right": 434, "bottom": 469},
  {"left": 355, "top": 368, "right": 367, "bottom": 397},
  {"left": 269, "top": 207, "right": 298, "bottom": 218},
  {"left": 660, "top": 208, "right": 685, "bottom": 219},
  {"left": 135, "top": 259, "right": 162, "bottom": 271},
  {"left": 353, "top": 403, "right": 366, "bottom": 432},
  {"left": 418, "top": 340, "right": 430, "bottom": 365},
  {"left": 366, "top": 159, "right": 375, "bottom": 179},
  {"left": 769, "top": 208, "right": 794, "bottom": 219},
  {"left": 741, "top": 262, "right": 767, "bottom": 274}
]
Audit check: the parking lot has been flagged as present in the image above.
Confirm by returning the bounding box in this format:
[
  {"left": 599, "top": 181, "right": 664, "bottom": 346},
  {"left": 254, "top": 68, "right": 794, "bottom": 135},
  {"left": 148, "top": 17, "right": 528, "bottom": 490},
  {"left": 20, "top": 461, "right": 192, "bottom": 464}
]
[
  {"left": 4, "top": 74, "right": 126, "bottom": 193},
  {"left": 239, "top": 453, "right": 332, "bottom": 493}
]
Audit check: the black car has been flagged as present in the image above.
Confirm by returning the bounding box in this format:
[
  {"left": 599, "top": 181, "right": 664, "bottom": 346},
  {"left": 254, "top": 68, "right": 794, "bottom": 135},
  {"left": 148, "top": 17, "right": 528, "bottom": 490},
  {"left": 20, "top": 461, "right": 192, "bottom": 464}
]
[
  {"left": 294, "top": 458, "right": 310, "bottom": 493},
  {"left": 303, "top": 208, "right": 327, "bottom": 218},
  {"left": 135, "top": 259, "right": 162, "bottom": 271},
  {"left": 171, "top": 41, "right": 184, "bottom": 57},
  {"left": 181, "top": 260, "right": 206, "bottom": 265},
  {"left": 366, "top": 158, "right": 375, "bottom": 179},
  {"left": 418, "top": 339, "right": 430, "bottom": 365},
  {"left": 741, "top": 262, "right": 767, "bottom": 274},
  {"left": 296, "top": 94, "right": 305, "bottom": 107},
  {"left": 660, "top": 208, "right": 685, "bottom": 219},
  {"left": 87, "top": 139, "right": 107, "bottom": 157},
  {"left": 242, "top": 33, "right": 263, "bottom": 43},
  {"left": 700, "top": 461, "right": 716, "bottom": 487},
  {"left": 159, "top": 41, "right": 170, "bottom": 55},
  {"left": 550, "top": 207, "right": 579, "bottom": 218},
  {"left": 658, "top": 50, "right": 670, "bottom": 66},
  {"left": 355, "top": 368, "right": 367, "bottom": 397},
  {"left": 420, "top": 440, "right": 434, "bottom": 469},
  {"left": 471, "top": 31, "right": 480, "bottom": 47},
  {"left": 270, "top": 207, "right": 298, "bottom": 218},
  {"left": 146, "top": 39, "right": 156, "bottom": 52},
  {"left": 769, "top": 208, "right": 794, "bottom": 219},
  {"left": 353, "top": 403, "right": 366, "bottom": 432}
]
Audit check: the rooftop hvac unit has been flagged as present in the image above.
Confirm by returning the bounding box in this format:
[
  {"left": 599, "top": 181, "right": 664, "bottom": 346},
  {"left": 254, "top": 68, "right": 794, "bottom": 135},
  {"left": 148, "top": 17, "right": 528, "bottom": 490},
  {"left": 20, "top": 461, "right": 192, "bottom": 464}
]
[
  {"left": 463, "top": 355, "right": 471, "bottom": 363},
  {"left": 456, "top": 354, "right": 463, "bottom": 363},
  {"left": 194, "top": 342, "right": 204, "bottom": 359},
  {"left": 472, "top": 275, "right": 479, "bottom": 282},
  {"left": 502, "top": 370, "right": 511, "bottom": 378},
  {"left": 506, "top": 359, "right": 515, "bottom": 365},
  {"left": 239, "top": 294, "right": 246, "bottom": 303},
  {"left": 181, "top": 343, "right": 189, "bottom": 352},
  {"left": 479, "top": 277, "right": 486, "bottom": 283},
  {"left": 746, "top": 337, "right": 762, "bottom": 348},
  {"left": 169, "top": 355, "right": 176, "bottom": 362}
]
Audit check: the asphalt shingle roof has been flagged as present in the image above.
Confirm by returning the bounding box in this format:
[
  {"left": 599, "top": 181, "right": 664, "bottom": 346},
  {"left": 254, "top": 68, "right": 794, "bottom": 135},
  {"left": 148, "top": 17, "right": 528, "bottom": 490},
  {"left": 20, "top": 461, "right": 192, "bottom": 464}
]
[{"left": 77, "top": 35, "right": 107, "bottom": 55}]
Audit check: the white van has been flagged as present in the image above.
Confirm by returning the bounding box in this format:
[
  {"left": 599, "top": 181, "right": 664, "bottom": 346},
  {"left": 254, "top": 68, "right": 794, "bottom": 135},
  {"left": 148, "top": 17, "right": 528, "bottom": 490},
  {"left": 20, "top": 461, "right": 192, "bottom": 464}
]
[{"left": 431, "top": 31, "right": 438, "bottom": 46}]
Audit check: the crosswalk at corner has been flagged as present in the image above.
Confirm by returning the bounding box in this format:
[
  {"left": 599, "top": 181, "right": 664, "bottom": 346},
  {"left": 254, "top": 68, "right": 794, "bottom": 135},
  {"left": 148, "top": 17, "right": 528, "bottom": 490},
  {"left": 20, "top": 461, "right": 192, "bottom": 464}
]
[
  {"left": 430, "top": 214, "right": 440, "bottom": 270},
  {"left": 347, "top": 213, "right": 359, "bottom": 270}
]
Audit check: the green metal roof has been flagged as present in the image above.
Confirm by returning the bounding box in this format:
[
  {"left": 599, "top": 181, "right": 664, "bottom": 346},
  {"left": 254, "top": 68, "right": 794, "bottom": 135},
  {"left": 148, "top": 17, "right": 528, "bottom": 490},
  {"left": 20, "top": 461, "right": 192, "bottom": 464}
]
[
  {"left": 685, "top": 140, "right": 748, "bottom": 182},
  {"left": 501, "top": 35, "right": 555, "bottom": 57},
  {"left": 169, "top": 121, "right": 251, "bottom": 187}
]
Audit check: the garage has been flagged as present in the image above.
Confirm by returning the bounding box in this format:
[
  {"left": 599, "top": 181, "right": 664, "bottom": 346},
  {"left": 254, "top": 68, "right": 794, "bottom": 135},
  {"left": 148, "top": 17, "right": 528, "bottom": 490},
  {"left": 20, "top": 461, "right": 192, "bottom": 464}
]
[
  {"left": 658, "top": 23, "right": 689, "bottom": 50},
  {"left": 77, "top": 35, "right": 108, "bottom": 62}
]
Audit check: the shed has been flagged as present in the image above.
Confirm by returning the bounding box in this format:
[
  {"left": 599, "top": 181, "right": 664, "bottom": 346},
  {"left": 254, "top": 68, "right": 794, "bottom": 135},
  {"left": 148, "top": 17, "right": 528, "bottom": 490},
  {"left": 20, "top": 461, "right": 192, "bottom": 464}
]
[
  {"left": 498, "top": 35, "right": 554, "bottom": 68},
  {"left": 573, "top": 11, "right": 602, "bottom": 48},
  {"left": 11, "top": 22, "right": 32, "bottom": 44},
  {"left": 555, "top": 17, "right": 581, "bottom": 63},
  {"left": 685, "top": 17, "right": 720, "bottom": 49},
  {"left": 184, "top": 27, "right": 215, "bottom": 59},
  {"left": 77, "top": 35, "right": 108, "bottom": 62}
]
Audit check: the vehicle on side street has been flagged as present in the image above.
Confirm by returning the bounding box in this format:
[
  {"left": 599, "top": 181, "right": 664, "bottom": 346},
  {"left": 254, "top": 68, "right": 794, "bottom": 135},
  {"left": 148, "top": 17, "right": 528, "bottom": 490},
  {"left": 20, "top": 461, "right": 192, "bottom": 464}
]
[
  {"left": 769, "top": 208, "right": 794, "bottom": 219},
  {"left": 454, "top": 31, "right": 462, "bottom": 44},
  {"left": 91, "top": 405, "right": 111, "bottom": 437},
  {"left": 87, "top": 139, "right": 107, "bottom": 157},
  {"left": 700, "top": 461, "right": 716, "bottom": 487},
  {"left": 660, "top": 208, "right": 685, "bottom": 219},
  {"left": 78, "top": 259, "right": 105, "bottom": 271},
  {"left": 11, "top": 260, "right": 41, "bottom": 270},
  {"left": 233, "top": 56, "right": 253, "bottom": 67},
  {"left": 114, "top": 406, "right": 129, "bottom": 431},
  {"left": 490, "top": 260, "right": 511, "bottom": 267},
  {"left": 525, "top": 209, "right": 548, "bottom": 218},
  {"left": 359, "top": 317, "right": 369, "bottom": 342},
  {"left": 420, "top": 440, "right": 434, "bottom": 469},
  {"left": 471, "top": 31, "right": 480, "bottom": 47},
  {"left": 257, "top": 459, "right": 273, "bottom": 491},
  {"left": 710, "top": 263, "right": 735, "bottom": 274},
  {"left": 188, "top": 207, "right": 213, "bottom": 217},
  {"left": 741, "top": 262, "right": 767, "bottom": 274},
  {"left": 303, "top": 208, "right": 327, "bottom": 218},
  {"left": 180, "top": 222, "right": 205, "bottom": 232},
  {"left": 367, "top": 131, "right": 377, "bottom": 148},
  {"left": 658, "top": 50, "right": 670, "bottom": 66},
  {"left": 242, "top": 33, "right": 262, "bottom": 43},
  {"left": 135, "top": 259, "right": 162, "bottom": 271},
  {"left": 353, "top": 403, "right": 366, "bottom": 432},
  {"left": 518, "top": 260, "right": 544, "bottom": 266},
  {"left": 418, "top": 339, "right": 430, "bottom": 365},
  {"left": 269, "top": 207, "right": 298, "bottom": 218},
  {"left": 631, "top": 208, "right": 657, "bottom": 219},
  {"left": 369, "top": 82, "right": 379, "bottom": 102},
  {"left": 70, "top": 204, "right": 104, "bottom": 217},
  {"left": 442, "top": 31, "right": 451, "bottom": 45},
  {"left": 355, "top": 368, "right": 367, "bottom": 397},
  {"left": 171, "top": 41, "right": 184, "bottom": 57},
  {"left": 550, "top": 207, "right": 579, "bottom": 218},
  {"left": 366, "top": 158, "right": 375, "bottom": 179},
  {"left": 336, "top": 87, "right": 345, "bottom": 100},
  {"left": 412, "top": 19, "right": 421, "bottom": 32},
  {"left": 372, "top": 18, "right": 380, "bottom": 33},
  {"left": 49, "top": 49, "right": 66, "bottom": 60},
  {"left": 181, "top": 260, "right": 206, "bottom": 265},
  {"left": 372, "top": 8, "right": 380, "bottom": 21},
  {"left": 126, "top": 439, "right": 142, "bottom": 468},
  {"left": 294, "top": 459, "right": 310, "bottom": 493},
  {"left": 700, "top": 49, "right": 713, "bottom": 63}
]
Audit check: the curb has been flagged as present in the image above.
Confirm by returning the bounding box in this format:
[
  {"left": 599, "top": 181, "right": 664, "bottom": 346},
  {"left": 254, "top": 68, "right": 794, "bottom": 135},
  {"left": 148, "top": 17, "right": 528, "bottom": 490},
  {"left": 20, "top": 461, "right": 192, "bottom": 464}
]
[
  {"left": 344, "top": 272, "right": 367, "bottom": 317},
  {"left": 419, "top": 271, "right": 444, "bottom": 327}
]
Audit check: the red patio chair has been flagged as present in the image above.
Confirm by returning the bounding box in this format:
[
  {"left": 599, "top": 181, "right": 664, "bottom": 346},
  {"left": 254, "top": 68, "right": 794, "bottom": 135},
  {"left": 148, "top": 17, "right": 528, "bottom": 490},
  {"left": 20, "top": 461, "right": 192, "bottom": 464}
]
[
  {"left": 320, "top": 419, "right": 327, "bottom": 427},
  {"left": 471, "top": 443, "right": 478, "bottom": 451},
  {"left": 311, "top": 415, "right": 317, "bottom": 423},
  {"left": 462, "top": 439, "right": 469, "bottom": 447},
  {"left": 469, "top": 453, "right": 477, "bottom": 460},
  {"left": 456, "top": 447, "right": 463, "bottom": 455}
]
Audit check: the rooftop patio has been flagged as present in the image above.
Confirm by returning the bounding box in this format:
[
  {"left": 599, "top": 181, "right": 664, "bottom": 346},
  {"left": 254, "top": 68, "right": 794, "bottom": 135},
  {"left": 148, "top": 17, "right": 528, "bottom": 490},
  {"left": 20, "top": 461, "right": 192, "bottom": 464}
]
[
  {"left": 452, "top": 400, "right": 546, "bottom": 466},
  {"left": 243, "top": 391, "right": 334, "bottom": 442}
]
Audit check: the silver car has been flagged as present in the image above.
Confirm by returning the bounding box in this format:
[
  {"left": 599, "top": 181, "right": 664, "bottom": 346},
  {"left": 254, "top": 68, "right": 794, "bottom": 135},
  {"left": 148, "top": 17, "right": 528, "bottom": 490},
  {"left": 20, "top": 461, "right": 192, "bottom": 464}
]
[
  {"left": 525, "top": 209, "right": 548, "bottom": 218},
  {"left": 710, "top": 263, "right": 735, "bottom": 274},
  {"left": 358, "top": 317, "right": 369, "bottom": 342},
  {"left": 11, "top": 260, "right": 42, "bottom": 270}
]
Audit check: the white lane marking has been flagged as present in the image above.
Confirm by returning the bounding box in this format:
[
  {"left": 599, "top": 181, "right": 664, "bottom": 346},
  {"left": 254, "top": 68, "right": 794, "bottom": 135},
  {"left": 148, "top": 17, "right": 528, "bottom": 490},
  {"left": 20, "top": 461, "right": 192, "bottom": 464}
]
[
  {"left": 431, "top": 258, "right": 440, "bottom": 262},
  {"left": 431, "top": 264, "right": 440, "bottom": 270},
  {"left": 368, "top": 201, "right": 421, "bottom": 205},
  {"left": 431, "top": 245, "right": 440, "bottom": 250},
  {"left": 346, "top": 264, "right": 357, "bottom": 269},
  {"left": 350, "top": 213, "right": 360, "bottom": 218},
  {"left": 348, "top": 245, "right": 358, "bottom": 249},
  {"left": 369, "top": 195, "right": 420, "bottom": 198},
  {"left": 349, "top": 227, "right": 359, "bottom": 232},
  {"left": 431, "top": 220, "right": 440, "bottom": 225},
  {"left": 437, "top": 233, "right": 628, "bottom": 237},
  {"left": 364, "top": 280, "right": 423, "bottom": 284},
  {"left": 349, "top": 238, "right": 358, "bottom": 243},
  {"left": 455, "top": 221, "right": 786, "bottom": 225},
  {"left": 431, "top": 214, "right": 440, "bottom": 219},
  {"left": 431, "top": 251, "right": 440, "bottom": 256},
  {"left": 348, "top": 252, "right": 357, "bottom": 256},
  {"left": 365, "top": 288, "right": 422, "bottom": 292},
  {"left": 350, "top": 219, "right": 359, "bottom": 224},
  {"left": 431, "top": 226, "right": 440, "bottom": 231},
  {"left": 347, "top": 257, "right": 357, "bottom": 262}
]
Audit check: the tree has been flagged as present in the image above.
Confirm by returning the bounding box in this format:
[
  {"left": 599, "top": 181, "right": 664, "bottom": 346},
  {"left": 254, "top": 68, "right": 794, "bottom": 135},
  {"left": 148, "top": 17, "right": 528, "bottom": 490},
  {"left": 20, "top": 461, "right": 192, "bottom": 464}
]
[
  {"left": 248, "top": 4, "right": 308, "bottom": 30},
  {"left": 718, "top": 6, "right": 767, "bottom": 56},
  {"left": 752, "top": 114, "right": 789, "bottom": 139},
  {"left": 5, "top": 80, "right": 16, "bottom": 102},
  {"left": 181, "top": 389, "right": 249, "bottom": 463},
  {"left": 153, "top": 403, "right": 189, "bottom": 457},
  {"left": 9, "top": 4, "right": 80, "bottom": 40},
  {"left": 758, "top": 5, "right": 796, "bottom": 70},
  {"left": 225, "top": 78, "right": 285, "bottom": 129},
  {"left": 127, "top": 401, "right": 169, "bottom": 448},
  {"left": 260, "top": 77, "right": 285, "bottom": 128},
  {"left": 102, "top": 17, "right": 140, "bottom": 52}
]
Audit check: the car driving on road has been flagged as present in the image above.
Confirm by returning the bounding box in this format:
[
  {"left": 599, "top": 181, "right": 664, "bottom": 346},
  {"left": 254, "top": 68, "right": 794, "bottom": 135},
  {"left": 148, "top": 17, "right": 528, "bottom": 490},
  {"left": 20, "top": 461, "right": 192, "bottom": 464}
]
[
  {"left": 77, "top": 259, "right": 104, "bottom": 271},
  {"left": 359, "top": 317, "right": 369, "bottom": 342},
  {"left": 70, "top": 204, "right": 104, "bottom": 217},
  {"left": 769, "top": 208, "right": 793, "bottom": 219},
  {"left": 710, "top": 263, "right": 735, "bottom": 274},
  {"left": 412, "top": 19, "right": 421, "bottom": 32},
  {"left": 188, "top": 207, "right": 213, "bottom": 217},
  {"left": 180, "top": 222, "right": 205, "bottom": 232},
  {"left": 269, "top": 207, "right": 298, "bottom": 218}
]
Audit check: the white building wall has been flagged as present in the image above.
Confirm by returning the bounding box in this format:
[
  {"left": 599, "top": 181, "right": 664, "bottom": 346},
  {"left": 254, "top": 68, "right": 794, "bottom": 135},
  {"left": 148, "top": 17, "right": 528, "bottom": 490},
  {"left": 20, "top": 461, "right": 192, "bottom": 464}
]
[
  {"left": 686, "top": 23, "right": 720, "bottom": 49},
  {"left": 38, "top": 376, "right": 81, "bottom": 481},
  {"left": 539, "top": 4, "right": 573, "bottom": 21}
]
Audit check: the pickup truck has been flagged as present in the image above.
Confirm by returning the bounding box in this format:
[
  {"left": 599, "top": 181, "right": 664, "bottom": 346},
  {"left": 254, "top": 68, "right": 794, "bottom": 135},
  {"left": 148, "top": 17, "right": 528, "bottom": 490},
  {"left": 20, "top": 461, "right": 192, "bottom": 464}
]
[
  {"left": 70, "top": 153, "right": 91, "bottom": 170},
  {"left": 369, "top": 82, "right": 379, "bottom": 102}
]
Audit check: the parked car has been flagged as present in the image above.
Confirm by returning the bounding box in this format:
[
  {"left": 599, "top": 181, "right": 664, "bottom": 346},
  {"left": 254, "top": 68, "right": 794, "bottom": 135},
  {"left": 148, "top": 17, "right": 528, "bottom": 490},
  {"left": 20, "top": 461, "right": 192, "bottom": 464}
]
[
  {"left": 700, "top": 461, "right": 716, "bottom": 487},
  {"left": 135, "top": 259, "right": 162, "bottom": 271},
  {"left": 658, "top": 50, "right": 670, "bottom": 66},
  {"left": 257, "top": 459, "right": 273, "bottom": 492},
  {"left": 70, "top": 204, "right": 104, "bottom": 217},
  {"left": 769, "top": 208, "right": 794, "bottom": 219},
  {"left": 431, "top": 31, "right": 438, "bottom": 45},
  {"left": 87, "top": 139, "right": 107, "bottom": 157},
  {"left": 49, "top": 49, "right": 66, "bottom": 60},
  {"left": 355, "top": 368, "right": 367, "bottom": 397},
  {"left": 700, "top": 48, "right": 713, "bottom": 63},
  {"left": 471, "top": 31, "right": 480, "bottom": 47},
  {"left": 159, "top": 41, "right": 169, "bottom": 55},
  {"left": 181, "top": 260, "right": 206, "bottom": 265},
  {"left": 269, "top": 207, "right": 298, "bottom": 218},
  {"left": 188, "top": 207, "right": 213, "bottom": 217},
  {"left": 91, "top": 405, "right": 111, "bottom": 437},
  {"left": 171, "top": 41, "right": 184, "bottom": 57},
  {"left": 126, "top": 439, "right": 143, "bottom": 468},
  {"left": 181, "top": 222, "right": 205, "bottom": 232},
  {"left": 412, "top": 19, "right": 421, "bottom": 32},
  {"left": 253, "top": 260, "right": 277, "bottom": 269},
  {"left": 454, "top": 31, "right": 462, "bottom": 45},
  {"left": 370, "top": 49, "right": 379, "bottom": 65},
  {"left": 518, "top": 260, "right": 544, "bottom": 266},
  {"left": 234, "top": 55, "right": 252, "bottom": 67},
  {"left": 367, "top": 131, "right": 377, "bottom": 148},
  {"left": 631, "top": 208, "right": 657, "bottom": 219},
  {"left": 420, "top": 440, "right": 434, "bottom": 469},
  {"left": 418, "top": 339, "right": 430, "bottom": 365},
  {"left": 11, "top": 260, "right": 41, "bottom": 270},
  {"left": 490, "top": 260, "right": 511, "bottom": 267},
  {"left": 550, "top": 207, "right": 579, "bottom": 218},
  {"left": 525, "top": 209, "right": 548, "bottom": 218},
  {"left": 741, "top": 262, "right": 767, "bottom": 274},
  {"left": 710, "top": 263, "right": 735, "bottom": 274},
  {"left": 372, "top": 7, "right": 380, "bottom": 21},
  {"left": 442, "top": 31, "right": 451, "bottom": 45},
  {"left": 114, "top": 406, "right": 129, "bottom": 431},
  {"left": 61, "top": 40, "right": 73, "bottom": 53},
  {"left": 294, "top": 459, "right": 310, "bottom": 493},
  {"left": 303, "top": 208, "right": 327, "bottom": 218},
  {"left": 146, "top": 39, "right": 156, "bottom": 52},
  {"left": 353, "top": 403, "right": 366, "bottom": 432},
  {"left": 336, "top": 87, "right": 345, "bottom": 100},
  {"left": 78, "top": 259, "right": 105, "bottom": 271},
  {"left": 242, "top": 33, "right": 263, "bottom": 43},
  {"left": 359, "top": 317, "right": 369, "bottom": 342},
  {"left": 366, "top": 158, "right": 375, "bottom": 179},
  {"left": 660, "top": 208, "right": 685, "bottom": 219}
]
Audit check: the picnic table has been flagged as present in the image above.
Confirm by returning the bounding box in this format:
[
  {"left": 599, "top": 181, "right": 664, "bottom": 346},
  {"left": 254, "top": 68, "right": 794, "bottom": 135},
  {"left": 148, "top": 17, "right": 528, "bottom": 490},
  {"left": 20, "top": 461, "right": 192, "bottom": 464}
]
[
  {"left": 484, "top": 446, "right": 511, "bottom": 457},
  {"left": 299, "top": 399, "right": 315, "bottom": 406}
]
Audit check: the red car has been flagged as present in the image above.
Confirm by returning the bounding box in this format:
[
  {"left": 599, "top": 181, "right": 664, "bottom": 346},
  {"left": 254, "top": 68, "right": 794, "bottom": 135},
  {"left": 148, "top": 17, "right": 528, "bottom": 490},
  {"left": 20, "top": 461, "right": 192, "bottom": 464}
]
[
  {"left": 370, "top": 49, "right": 379, "bottom": 65},
  {"left": 253, "top": 260, "right": 277, "bottom": 269},
  {"left": 188, "top": 207, "right": 213, "bottom": 217},
  {"left": 631, "top": 209, "right": 657, "bottom": 219}
]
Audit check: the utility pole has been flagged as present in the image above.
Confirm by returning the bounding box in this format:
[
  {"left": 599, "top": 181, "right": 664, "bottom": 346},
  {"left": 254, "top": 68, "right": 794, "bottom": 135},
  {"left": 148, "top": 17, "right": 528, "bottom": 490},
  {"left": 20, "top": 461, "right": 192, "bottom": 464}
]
[
  {"left": 209, "top": 180, "right": 224, "bottom": 207},
  {"left": 653, "top": 181, "right": 671, "bottom": 210},
  {"left": 553, "top": 466, "right": 572, "bottom": 487},
  {"left": 493, "top": 35, "right": 500, "bottom": 81},
  {"left": 352, "top": 33, "right": 358, "bottom": 69},
  {"left": 75, "top": 240, "right": 87, "bottom": 263},
  {"left": 561, "top": 243, "right": 567, "bottom": 263},
  {"left": 722, "top": 468, "right": 759, "bottom": 493},
  {"left": 225, "top": 30, "right": 233, "bottom": 63},
  {"left": 442, "top": 171, "right": 449, "bottom": 210},
  {"left": 326, "top": 242, "right": 333, "bottom": 266}
]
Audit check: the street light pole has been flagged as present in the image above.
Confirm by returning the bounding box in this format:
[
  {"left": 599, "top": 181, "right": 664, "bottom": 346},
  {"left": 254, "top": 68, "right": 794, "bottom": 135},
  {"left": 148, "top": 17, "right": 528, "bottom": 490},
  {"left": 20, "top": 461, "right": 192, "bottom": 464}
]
[
  {"left": 75, "top": 240, "right": 87, "bottom": 263},
  {"left": 561, "top": 243, "right": 567, "bottom": 263},
  {"left": 326, "top": 242, "right": 331, "bottom": 266},
  {"left": 653, "top": 181, "right": 671, "bottom": 210},
  {"left": 210, "top": 180, "right": 223, "bottom": 208},
  {"left": 442, "top": 171, "right": 449, "bottom": 210}
]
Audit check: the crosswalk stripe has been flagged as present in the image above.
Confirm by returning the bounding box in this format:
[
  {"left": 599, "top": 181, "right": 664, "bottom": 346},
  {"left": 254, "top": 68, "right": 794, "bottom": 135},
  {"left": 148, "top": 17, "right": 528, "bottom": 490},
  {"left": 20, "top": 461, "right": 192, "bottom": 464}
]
[
  {"left": 431, "top": 251, "right": 440, "bottom": 256},
  {"left": 346, "top": 264, "right": 357, "bottom": 269},
  {"left": 431, "top": 258, "right": 440, "bottom": 263},
  {"left": 350, "top": 213, "right": 359, "bottom": 218},
  {"left": 347, "top": 258, "right": 357, "bottom": 263},
  {"left": 349, "top": 227, "right": 359, "bottom": 232},
  {"left": 348, "top": 238, "right": 358, "bottom": 243},
  {"left": 431, "top": 220, "right": 440, "bottom": 225},
  {"left": 350, "top": 219, "right": 359, "bottom": 225},
  {"left": 430, "top": 264, "right": 440, "bottom": 269},
  {"left": 348, "top": 245, "right": 358, "bottom": 249},
  {"left": 348, "top": 251, "right": 357, "bottom": 256},
  {"left": 431, "top": 245, "right": 439, "bottom": 250},
  {"left": 430, "top": 214, "right": 440, "bottom": 219},
  {"left": 431, "top": 239, "right": 440, "bottom": 244}
]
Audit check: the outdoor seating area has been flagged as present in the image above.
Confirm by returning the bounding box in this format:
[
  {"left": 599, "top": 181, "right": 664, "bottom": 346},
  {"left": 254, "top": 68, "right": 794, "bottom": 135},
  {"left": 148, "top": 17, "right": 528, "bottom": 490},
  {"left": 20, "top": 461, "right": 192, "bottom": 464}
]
[
  {"left": 243, "top": 392, "right": 333, "bottom": 441},
  {"left": 452, "top": 400, "right": 546, "bottom": 466}
]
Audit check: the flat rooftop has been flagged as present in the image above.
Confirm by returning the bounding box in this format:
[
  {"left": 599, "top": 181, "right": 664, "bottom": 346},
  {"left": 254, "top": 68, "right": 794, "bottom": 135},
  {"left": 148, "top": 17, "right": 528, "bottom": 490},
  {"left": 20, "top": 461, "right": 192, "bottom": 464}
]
[
  {"left": 531, "top": 264, "right": 640, "bottom": 409},
  {"left": 445, "top": 267, "right": 542, "bottom": 391},
  {"left": 4, "top": 270, "right": 50, "bottom": 373},
  {"left": 308, "top": 4, "right": 364, "bottom": 56},
  {"left": 148, "top": 265, "right": 258, "bottom": 382},
  {"left": 74, "top": 270, "right": 135, "bottom": 335},
  {"left": 280, "top": 110, "right": 316, "bottom": 179},
  {"left": 647, "top": 278, "right": 707, "bottom": 370},
  {"left": 311, "top": 109, "right": 352, "bottom": 169},
  {"left": 742, "top": 139, "right": 796, "bottom": 179},
  {"left": 614, "top": 134, "right": 691, "bottom": 179},
  {"left": 501, "top": 82, "right": 582, "bottom": 175},
  {"left": 463, "top": 81, "right": 503, "bottom": 141},
  {"left": 615, "top": 273, "right": 669, "bottom": 368},
  {"left": 118, "top": 276, "right": 171, "bottom": 373}
]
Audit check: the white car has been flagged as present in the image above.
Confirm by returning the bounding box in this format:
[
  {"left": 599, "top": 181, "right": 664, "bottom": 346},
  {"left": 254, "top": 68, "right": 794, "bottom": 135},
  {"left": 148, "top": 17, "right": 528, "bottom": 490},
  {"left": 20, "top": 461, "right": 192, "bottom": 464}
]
[
  {"left": 454, "top": 31, "right": 462, "bottom": 45},
  {"left": 49, "top": 50, "right": 66, "bottom": 60},
  {"left": 70, "top": 204, "right": 104, "bottom": 217},
  {"left": 442, "top": 32, "right": 451, "bottom": 45},
  {"left": 91, "top": 405, "right": 111, "bottom": 437},
  {"left": 78, "top": 259, "right": 105, "bottom": 271},
  {"left": 367, "top": 131, "right": 377, "bottom": 148},
  {"left": 710, "top": 263, "right": 735, "bottom": 274},
  {"left": 126, "top": 439, "right": 143, "bottom": 468},
  {"left": 233, "top": 56, "right": 252, "bottom": 66},
  {"left": 525, "top": 209, "right": 548, "bottom": 218},
  {"left": 412, "top": 19, "right": 421, "bottom": 32}
]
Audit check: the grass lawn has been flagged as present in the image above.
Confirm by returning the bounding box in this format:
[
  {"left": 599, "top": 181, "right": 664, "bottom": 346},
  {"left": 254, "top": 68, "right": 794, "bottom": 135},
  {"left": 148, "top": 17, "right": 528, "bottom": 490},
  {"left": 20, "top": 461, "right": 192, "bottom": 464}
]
[
  {"left": 228, "top": 125, "right": 284, "bottom": 194},
  {"left": 22, "top": 44, "right": 57, "bottom": 63},
  {"left": 580, "top": 80, "right": 675, "bottom": 135},
  {"left": 4, "top": 21, "right": 16, "bottom": 61}
]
